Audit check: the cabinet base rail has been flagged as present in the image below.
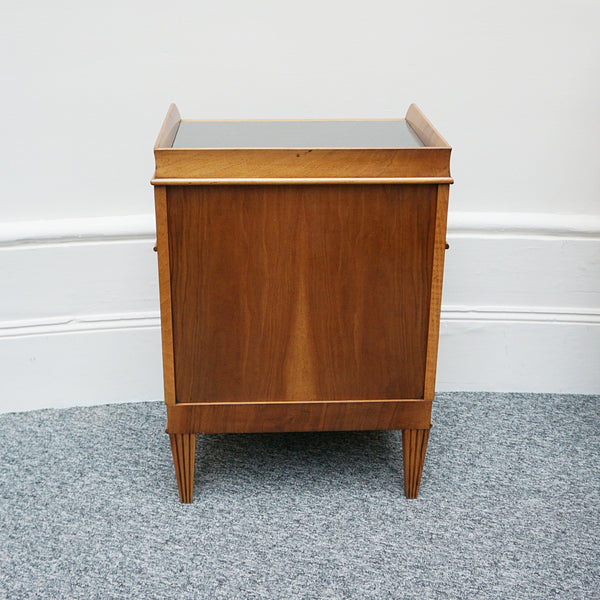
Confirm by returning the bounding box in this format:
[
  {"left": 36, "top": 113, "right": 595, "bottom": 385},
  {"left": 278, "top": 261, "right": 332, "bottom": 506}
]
[{"left": 166, "top": 398, "right": 432, "bottom": 434}]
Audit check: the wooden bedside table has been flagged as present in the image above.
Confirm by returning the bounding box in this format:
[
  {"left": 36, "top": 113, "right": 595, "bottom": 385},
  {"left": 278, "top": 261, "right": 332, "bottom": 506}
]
[{"left": 152, "top": 104, "right": 452, "bottom": 502}]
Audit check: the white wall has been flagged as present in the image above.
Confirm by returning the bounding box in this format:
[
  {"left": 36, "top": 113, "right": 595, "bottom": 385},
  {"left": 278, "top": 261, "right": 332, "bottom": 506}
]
[
  {"left": 1, "top": 1, "right": 599, "bottom": 411},
  {"left": 2, "top": 0, "right": 599, "bottom": 219}
]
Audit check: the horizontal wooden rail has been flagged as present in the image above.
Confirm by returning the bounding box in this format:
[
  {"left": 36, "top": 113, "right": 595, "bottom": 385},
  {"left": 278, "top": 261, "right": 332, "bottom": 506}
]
[
  {"left": 166, "top": 399, "right": 433, "bottom": 434},
  {"left": 151, "top": 177, "right": 454, "bottom": 186}
]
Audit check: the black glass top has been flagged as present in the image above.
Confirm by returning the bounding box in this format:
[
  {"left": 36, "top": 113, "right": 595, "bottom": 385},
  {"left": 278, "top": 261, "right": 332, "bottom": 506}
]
[{"left": 172, "top": 120, "right": 425, "bottom": 149}]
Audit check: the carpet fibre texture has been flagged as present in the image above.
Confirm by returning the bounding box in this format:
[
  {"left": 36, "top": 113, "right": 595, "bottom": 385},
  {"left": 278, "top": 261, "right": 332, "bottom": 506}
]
[{"left": 0, "top": 393, "right": 598, "bottom": 599}]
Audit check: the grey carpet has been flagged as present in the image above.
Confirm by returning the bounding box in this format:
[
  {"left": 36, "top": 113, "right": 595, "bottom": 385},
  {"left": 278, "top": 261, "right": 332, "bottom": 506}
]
[{"left": 0, "top": 393, "right": 598, "bottom": 600}]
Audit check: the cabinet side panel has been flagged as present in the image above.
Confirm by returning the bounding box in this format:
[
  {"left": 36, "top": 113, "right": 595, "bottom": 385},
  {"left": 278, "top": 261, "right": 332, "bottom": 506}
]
[{"left": 167, "top": 184, "right": 436, "bottom": 403}]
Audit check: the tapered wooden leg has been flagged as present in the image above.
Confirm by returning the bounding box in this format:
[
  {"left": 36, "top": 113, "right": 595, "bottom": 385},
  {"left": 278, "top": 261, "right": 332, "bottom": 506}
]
[
  {"left": 169, "top": 433, "right": 196, "bottom": 503},
  {"left": 402, "top": 428, "right": 430, "bottom": 499}
]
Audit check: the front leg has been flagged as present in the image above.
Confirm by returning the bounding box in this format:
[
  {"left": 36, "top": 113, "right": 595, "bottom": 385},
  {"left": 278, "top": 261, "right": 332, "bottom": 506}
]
[
  {"left": 402, "top": 428, "right": 430, "bottom": 499},
  {"left": 169, "top": 433, "right": 196, "bottom": 503}
]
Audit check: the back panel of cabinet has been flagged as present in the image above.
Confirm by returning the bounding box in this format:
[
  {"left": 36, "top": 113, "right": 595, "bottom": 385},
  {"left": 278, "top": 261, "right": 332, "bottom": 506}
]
[{"left": 166, "top": 184, "right": 436, "bottom": 403}]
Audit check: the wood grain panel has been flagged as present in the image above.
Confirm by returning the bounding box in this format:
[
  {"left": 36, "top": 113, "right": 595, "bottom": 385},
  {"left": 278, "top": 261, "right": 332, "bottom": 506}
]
[
  {"left": 168, "top": 185, "right": 298, "bottom": 403},
  {"left": 167, "top": 184, "right": 436, "bottom": 404},
  {"left": 166, "top": 400, "right": 433, "bottom": 433},
  {"left": 302, "top": 185, "right": 436, "bottom": 399}
]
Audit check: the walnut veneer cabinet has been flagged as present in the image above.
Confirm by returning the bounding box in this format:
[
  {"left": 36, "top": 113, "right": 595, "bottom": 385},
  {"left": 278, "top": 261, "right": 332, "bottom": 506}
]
[{"left": 152, "top": 104, "right": 452, "bottom": 502}]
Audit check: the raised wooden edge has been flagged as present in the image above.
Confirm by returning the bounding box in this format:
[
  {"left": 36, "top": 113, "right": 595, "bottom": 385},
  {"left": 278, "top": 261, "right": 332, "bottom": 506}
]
[
  {"left": 153, "top": 147, "right": 451, "bottom": 180},
  {"left": 166, "top": 399, "right": 433, "bottom": 434},
  {"left": 405, "top": 104, "right": 451, "bottom": 148},
  {"left": 154, "top": 103, "right": 181, "bottom": 150},
  {"left": 154, "top": 186, "right": 176, "bottom": 405},
  {"left": 151, "top": 177, "right": 454, "bottom": 186},
  {"left": 423, "top": 184, "right": 450, "bottom": 400}
]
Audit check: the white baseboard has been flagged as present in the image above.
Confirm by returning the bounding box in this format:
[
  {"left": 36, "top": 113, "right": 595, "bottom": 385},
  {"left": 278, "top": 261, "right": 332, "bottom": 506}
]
[
  {"left": 437, "top": 319, "right": 600, "bottom": 393},
  {"left": 0, "top": 325, "right": 164, "bottom": 414},
  {"left": 1, "top": 212, "right": 598, "bottom": 413}
]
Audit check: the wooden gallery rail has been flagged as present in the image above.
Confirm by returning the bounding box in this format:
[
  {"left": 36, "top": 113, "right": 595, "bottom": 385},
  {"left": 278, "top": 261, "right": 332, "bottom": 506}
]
[{"left": 151, "top": 104, "right": 452, "bottom": 502}]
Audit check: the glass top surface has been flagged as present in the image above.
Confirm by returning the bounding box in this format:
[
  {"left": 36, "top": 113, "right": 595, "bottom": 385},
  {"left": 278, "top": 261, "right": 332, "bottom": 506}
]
[{"left": 172, "top": 120, "right": 424, "bottom": 149}]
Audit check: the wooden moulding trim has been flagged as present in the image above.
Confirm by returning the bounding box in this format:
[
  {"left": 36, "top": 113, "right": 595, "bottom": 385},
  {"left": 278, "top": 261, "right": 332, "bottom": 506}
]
[
  {"left": 405, "top": 104, "right": 451, "bottom": 148},
  {"left": 153, "top": 147, "right": 451, "bottom": 179},
  {"left": 154, "top": 186, "right": 176, "bottom": 405},
  {"left": 154, "top": 103, "right": 181, "bottom": 150},
  {"left": 151, "top": 177, "right": 454, "bottom": 186},
  {"left": 423, "top": 184, "right": 450, "bottom": 400},
  {"left": 166, "top": 399, "right": 433, "bottom": 434}
]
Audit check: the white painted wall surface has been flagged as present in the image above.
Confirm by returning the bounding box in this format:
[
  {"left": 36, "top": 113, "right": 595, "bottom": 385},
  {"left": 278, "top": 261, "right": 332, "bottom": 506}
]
[
  {"left": 2, "top": 0, "right": 599, "bottom": 219},
  {"left": 0, "top": 1, "right": 598, "bottom": 411}
]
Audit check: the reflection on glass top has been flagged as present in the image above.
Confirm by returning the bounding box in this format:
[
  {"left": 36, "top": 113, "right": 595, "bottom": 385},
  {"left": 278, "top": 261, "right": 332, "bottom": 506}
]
[{"left": 172, "top": 120, "right": 424, "bottom": 149}]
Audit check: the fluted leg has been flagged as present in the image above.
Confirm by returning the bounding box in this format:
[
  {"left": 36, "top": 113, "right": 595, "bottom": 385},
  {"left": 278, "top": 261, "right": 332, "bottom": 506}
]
[
  {"left": 402, "top": 428, "right": 430, "bottom": 499},
  {"left": 169, "top": 433, "right": 196, "bottom": 503}
]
